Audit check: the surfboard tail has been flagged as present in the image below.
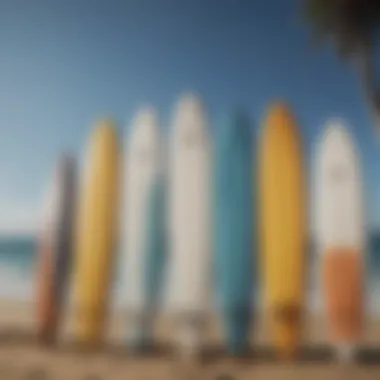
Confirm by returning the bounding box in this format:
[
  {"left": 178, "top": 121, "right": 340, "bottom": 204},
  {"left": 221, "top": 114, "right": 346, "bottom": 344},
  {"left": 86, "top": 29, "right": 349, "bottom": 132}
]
[
  {"left": 74, "top": 296, "right": 110, "bottom": 347},
  {"left": 175, "top": 313, "right": 206, "bottom": 359},
  {"left": 223, "top": 307, "right": 251, "bottom": 356},
  {"left": 178, "top": 324, "right": 201, "bottom": 358},
  {"left": 274, "top": 326, "right": 300, "bottom": 360},
  {"left": 36, "top": 235, "right": 61, "bottom": 345},
  {"left": 336, "top": 343, "right": 356, "bottom": 363},
  {"left": 271, "top": 302, "right": 303, "bottom": 359},
  {"left": 126, "top": 310, "right": 156, "bottom": 352}
]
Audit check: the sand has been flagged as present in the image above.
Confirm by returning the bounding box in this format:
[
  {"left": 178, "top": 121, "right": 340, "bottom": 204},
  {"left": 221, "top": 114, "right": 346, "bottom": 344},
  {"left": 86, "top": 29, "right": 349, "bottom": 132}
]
[{"left": 0, "top": 300, "right": 379, "bottom": 379}]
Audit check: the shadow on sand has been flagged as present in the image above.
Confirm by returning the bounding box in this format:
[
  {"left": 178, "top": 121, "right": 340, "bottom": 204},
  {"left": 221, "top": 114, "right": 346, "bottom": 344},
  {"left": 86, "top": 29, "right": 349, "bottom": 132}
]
[
  {"left": 200, "top": 344, "right": 335, "bottom": 365},
  {"left": 0, "top": 330, "right": 379, "bottom": 367}
]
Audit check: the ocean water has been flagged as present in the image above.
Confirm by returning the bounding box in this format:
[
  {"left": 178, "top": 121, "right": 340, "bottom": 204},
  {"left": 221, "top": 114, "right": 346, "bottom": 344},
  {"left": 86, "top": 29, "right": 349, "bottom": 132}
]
[{"left": 0, "top": 234, "right": 380, "bottom": 314}]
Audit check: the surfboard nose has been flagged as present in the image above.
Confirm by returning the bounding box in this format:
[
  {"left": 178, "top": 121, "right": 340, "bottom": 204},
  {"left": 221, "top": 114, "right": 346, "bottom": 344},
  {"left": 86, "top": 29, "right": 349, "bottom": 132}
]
[
  {"left": 323, "top": 119, "right": 354, "bottom": 151},
  {"left": 265, "top": 102, "right": 294, "bottom": 123},
  {"left": 58, "top": 151, "right": 75, "bottom": 169},
  {"left": 262, "top": 103, "right": 301, "bottom": 146},
  {"left": 177, "top": 92, "right": 203, "bottom": 114},
  {"left": 88, "top": 119, "right": 119, "bottom": 160},
  {"left": 94, "top": 118, "right": 117, "bottom": 136},
  {"left": 320, "top": 119, "right": 358, "bottom": 171},
  {"left": 172, "top": 93, "right": 207, "bottom": 144},
  {"left": 130, "top": 107, "right": 160, "bottom": 148},
  {"left": 220, "top": 109, "right": 251, "bottom": 143}
]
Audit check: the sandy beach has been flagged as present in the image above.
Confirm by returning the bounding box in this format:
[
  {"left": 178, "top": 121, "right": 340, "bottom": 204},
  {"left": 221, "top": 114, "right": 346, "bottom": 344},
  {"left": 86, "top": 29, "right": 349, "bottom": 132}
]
[{"left": 0, "top": 300, "right": 379, "bottom": 379}]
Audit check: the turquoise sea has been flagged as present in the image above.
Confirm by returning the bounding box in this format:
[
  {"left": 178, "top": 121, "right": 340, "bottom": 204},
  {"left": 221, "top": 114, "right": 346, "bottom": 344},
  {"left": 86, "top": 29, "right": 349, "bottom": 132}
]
[{"left": 0, "top": 234, "right": 379, "bottom": 314}]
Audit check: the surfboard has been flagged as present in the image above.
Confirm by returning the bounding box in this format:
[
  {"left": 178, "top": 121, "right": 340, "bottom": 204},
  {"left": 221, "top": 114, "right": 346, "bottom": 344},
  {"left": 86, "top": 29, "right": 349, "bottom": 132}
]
[
  {"left": 123, "top": 107, "right": 166, "bottom": 351},
  {"left": 168, "top": 93, "right": 212, "bottom": 358},
  {"left": 73, "top": 120, "right": 120, "bottom": 347},
  {"left": 36, "top": 153, "right": 76, "bottom": 344},
  {"left": 213, "top": 110, "right": 254, "bottom": 355},
  {"left": 140, "top": 176, "right": 167, "bottom": 348},
  {"left": 259, "top": 103, "right": 306, "bottom": 359},
  {"left": 313, "top": 120, "right": 365, "bottom": 361}
]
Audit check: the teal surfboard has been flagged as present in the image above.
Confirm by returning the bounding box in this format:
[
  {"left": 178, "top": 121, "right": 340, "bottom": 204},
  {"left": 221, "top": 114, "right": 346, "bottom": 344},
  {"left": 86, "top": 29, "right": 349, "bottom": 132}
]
[
  {"left": 136, "top": 174, "right": 167, "bottom": 349},
  {"left": 213, "top": 110, "right": 254, "bottom": 355},
  {"left": 123, "top": 108, "right": 166, "bottom": 352}
]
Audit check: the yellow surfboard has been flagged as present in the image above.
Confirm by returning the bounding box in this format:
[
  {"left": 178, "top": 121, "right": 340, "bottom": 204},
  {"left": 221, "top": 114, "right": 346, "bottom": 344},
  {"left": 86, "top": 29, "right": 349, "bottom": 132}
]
[
  {"left": 73, "top": 120, "right": 120, "bottom": 347},
  {"left": 259, "top": 103, "right": 306, "bottom": 359}
]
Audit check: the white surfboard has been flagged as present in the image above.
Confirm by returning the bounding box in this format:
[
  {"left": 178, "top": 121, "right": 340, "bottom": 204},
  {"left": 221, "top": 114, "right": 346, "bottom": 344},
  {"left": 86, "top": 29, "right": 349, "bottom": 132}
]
[
  {"left": 313, "top": 119, "right": 365, "bottom": 361},
  {"left": 123, "top": 107, "right": 163, "bottom": 347},
  {"left": 167, "top": 93, "right": 212, "bottom": 358}
]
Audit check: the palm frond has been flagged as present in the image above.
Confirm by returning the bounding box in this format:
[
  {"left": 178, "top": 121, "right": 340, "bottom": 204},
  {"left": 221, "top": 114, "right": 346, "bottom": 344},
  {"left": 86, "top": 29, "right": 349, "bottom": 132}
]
[{"left": 304, "top": 0, "right": 380, "bottom": 56}]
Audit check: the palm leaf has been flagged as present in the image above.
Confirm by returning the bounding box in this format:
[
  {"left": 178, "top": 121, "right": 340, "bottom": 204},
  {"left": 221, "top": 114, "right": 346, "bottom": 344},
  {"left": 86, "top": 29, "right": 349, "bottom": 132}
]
[{"left": 303, "top": 0, "right": 380, "bottom": 57}]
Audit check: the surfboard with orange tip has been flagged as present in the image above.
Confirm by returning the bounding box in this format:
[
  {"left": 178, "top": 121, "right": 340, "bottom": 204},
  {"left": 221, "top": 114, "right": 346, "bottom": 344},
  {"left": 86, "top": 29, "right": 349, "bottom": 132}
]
[
  {"left": 313, "top": 119, "right": 365, "bottom": 362},
  {"left": 259, "top": 102, "right": 307, "bottom": 359}
]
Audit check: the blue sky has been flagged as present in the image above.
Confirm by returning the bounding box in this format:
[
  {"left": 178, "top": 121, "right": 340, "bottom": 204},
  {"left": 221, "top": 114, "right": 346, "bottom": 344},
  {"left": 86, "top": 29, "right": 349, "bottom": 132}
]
[{"left": 0, "top": 0, "right": 379, "bottom": 233}]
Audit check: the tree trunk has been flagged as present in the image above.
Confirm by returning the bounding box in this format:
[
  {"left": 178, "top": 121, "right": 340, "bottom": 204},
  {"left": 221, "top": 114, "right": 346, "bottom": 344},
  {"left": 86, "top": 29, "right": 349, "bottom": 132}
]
[{"left": 356, "top": 41, "right": 380, "bottom": 136}]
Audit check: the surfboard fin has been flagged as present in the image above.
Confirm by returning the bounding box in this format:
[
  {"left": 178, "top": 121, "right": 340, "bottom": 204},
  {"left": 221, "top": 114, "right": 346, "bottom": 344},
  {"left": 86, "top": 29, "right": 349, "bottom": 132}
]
[{"left": 337, "top": 343, "right": 355, "bottom": 363}]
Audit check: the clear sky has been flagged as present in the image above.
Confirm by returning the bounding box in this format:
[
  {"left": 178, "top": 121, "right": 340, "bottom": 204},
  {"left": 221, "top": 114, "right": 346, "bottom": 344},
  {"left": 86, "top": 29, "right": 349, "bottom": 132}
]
[{"left": 0, "top": 0, "right": 379, "bottom": 234}]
